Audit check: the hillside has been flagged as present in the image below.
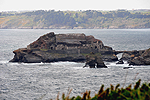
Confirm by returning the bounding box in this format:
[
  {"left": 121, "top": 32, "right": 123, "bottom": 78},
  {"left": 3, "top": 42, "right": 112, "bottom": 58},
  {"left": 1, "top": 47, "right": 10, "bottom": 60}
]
[{"left": 0, "top": 9, "right": 150, "bottom": 29}]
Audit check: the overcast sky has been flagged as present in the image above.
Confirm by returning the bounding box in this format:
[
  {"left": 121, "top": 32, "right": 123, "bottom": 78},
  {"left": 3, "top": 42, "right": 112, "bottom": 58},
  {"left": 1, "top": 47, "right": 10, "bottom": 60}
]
[{"left": 0, "top": 0, "right": 150, "bottom": 11}]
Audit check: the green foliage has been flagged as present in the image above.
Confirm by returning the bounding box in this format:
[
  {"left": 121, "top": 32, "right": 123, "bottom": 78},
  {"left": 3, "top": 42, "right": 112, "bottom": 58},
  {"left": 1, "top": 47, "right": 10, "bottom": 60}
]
[{"left": 54, "top": 79, "right": 150, "bottom": 100}]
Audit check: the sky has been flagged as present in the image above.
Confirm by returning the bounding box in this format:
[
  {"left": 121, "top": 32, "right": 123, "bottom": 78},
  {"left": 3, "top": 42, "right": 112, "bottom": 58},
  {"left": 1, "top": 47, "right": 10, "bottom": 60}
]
[{"left": 0, "top": 0, "right": 150, "bottom": 12}]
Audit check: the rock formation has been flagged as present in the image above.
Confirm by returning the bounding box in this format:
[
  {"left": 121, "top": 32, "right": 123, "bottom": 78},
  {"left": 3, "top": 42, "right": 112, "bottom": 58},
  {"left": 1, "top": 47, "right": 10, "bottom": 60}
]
[
  {"left": 116, "top": 49, "right": 150, "bottom": 66},
  {"left": 83, "top": 52, "right": 107, "bottom": 68},
  {"left": 120, "top": 50, "right": 145, "bottom": 61},
  {"left": 10, "top": 32, "right": 116, "bottom": 63},
  {"left": 129, "top": 48, "right": 150, "bottom": 65}
]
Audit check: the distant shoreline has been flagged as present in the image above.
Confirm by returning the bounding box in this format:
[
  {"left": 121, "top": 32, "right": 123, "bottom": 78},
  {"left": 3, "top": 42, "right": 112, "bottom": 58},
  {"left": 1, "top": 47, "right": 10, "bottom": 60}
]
[
  {"left": 1, "top": 9, "right": 150, "bottom": 29},
  {"left": 0, "top": 27, "right": 150, "bottom": 29}
]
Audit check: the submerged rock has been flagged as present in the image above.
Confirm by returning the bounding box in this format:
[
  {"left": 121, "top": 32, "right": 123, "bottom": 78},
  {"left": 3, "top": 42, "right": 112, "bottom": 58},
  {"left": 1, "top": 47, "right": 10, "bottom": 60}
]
[
  {"left": 10, "top": 32, "right": 117, "bottom": 63},
  {"left": 116, "top": 59, "right": 124, "bottom": 64},
  {"left": 123, "top": 67, "right": 135, "bottom": 69}
]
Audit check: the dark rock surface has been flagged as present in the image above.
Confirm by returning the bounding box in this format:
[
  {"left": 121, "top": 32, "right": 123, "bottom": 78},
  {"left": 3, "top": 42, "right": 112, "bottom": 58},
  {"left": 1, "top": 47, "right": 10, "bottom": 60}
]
[
  {"left": 83, "top": 52, "right": 107, "bottom": 68},
  {"left": 116, "top": 59, "right": 124, "bottom": 64},
  {"left": 115, "top": 49, "right": 150, "bottom": 66},
  {"left": 10, "top": 32, "right": 117, "bottom": 63},
  {"left": 123, "top": 67, "right": 135, "bottom": 69},
  {"left": 129, "top": 48, "right": 150, "bottom": 65},
  {"left": 120, "top": 50, "right": 145, "bottom": 61}
]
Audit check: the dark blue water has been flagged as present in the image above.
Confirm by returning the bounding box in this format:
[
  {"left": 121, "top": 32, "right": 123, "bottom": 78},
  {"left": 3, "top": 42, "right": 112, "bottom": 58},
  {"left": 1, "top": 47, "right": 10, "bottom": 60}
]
[{"left": 0, "top": 29, "right": 150, "bottom": 100}]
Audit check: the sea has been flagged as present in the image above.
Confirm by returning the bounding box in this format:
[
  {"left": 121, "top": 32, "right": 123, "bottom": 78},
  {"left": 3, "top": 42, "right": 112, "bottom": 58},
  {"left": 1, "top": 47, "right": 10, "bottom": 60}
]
[{"left": 0, "top": 29, "right": 150, "bottom": 100}]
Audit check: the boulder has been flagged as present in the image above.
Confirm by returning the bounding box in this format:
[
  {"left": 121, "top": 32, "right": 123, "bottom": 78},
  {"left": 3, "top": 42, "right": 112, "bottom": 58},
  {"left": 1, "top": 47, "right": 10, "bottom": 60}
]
[
  {"left": 129, "top": 48, "right": 150, "bottom": 65},
  {"left": 121, "top": 53, "right": 132, "bottom": 61},
  {"left": 96, "top": 56, "right": 107, "bottom": 68},
  {"left": 83, "top": 52, "right": 107, "bottom": 68}
]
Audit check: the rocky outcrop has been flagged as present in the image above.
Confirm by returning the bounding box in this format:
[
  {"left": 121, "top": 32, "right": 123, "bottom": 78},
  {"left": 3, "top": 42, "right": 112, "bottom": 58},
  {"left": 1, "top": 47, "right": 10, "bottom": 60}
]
[
  {"left": 10, "top": 32, "right": 117, "bottom": 63},
  {"left": 129, "top": 48, "right": 150, "bottom": 65},
  {"left": 115, "top": 49, "right": 150, "bottom": 66},
  {"left": 83, "top": 52, "right": 107, "bottom": 68},
  {"left": 9, "top": 48, "right": 43, "bottom": 63},
  {"left": 120, "top": 50, "right": 145, "bottom": 61}
]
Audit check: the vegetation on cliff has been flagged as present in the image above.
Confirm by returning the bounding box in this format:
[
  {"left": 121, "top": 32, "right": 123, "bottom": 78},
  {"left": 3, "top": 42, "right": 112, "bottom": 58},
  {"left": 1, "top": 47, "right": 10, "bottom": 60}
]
[{"left": 0, "top": 9, "right": 150, "bottom": 29}]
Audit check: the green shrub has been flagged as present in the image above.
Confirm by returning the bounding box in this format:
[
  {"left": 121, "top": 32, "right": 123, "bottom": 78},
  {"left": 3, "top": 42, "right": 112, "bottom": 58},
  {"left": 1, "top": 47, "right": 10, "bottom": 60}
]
[{"left": 56, "top": 79, "right": 150, "bottom": 100}]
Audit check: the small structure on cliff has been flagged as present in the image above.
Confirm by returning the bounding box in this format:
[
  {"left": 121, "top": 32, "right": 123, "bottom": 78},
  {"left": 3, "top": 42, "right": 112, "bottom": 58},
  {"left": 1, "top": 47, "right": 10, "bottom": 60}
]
[{"left": 10, "top": 32, "right": 117, "bottom": 66}]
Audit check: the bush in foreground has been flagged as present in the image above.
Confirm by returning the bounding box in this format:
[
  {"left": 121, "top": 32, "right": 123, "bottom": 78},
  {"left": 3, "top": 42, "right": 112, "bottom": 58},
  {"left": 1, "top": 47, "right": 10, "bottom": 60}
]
[{"left": 55, "top": 79, "right": 150, "bottom": 100}]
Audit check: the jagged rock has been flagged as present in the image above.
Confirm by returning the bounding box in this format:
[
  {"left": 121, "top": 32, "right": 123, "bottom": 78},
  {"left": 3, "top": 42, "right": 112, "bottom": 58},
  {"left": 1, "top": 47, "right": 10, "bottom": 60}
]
[
  {"left": 10, "top": 32, "right": 116, "bottom": 63},
  {"left": 83, "top": 52, "right": 107, "bottom": 68},
  {"left": 129, "top": 48, "right": 150, "bottom": 65},
  {"left": 121, "top": 53, "right": 132, "bottom": 61},
  {"left": 27, "top": 32, "right": 56, "bottom": 49},
  {"left": 120, "top": 50, "right": 145, "bottom": 61},
  {"left": 9, "top": 48, "right": 43, "bottom": 63}
]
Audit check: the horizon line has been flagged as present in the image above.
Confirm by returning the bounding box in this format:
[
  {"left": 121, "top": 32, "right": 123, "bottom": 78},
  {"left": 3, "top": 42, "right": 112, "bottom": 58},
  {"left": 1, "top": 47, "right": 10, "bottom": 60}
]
[{"left": 1, "top": 8, "right": 150, "bottom": 12}]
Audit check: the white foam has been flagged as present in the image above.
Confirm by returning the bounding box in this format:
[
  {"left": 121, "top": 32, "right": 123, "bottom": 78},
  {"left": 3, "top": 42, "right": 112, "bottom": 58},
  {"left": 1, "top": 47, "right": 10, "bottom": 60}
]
[
  {"left": 105, "top": 61, "right": 130, "bottom": 68},
  {"left": 0, "top": 60, "right": 9, "bottom": 64},
  {"left": 73, "top": 67, "right": 86, "bottom": 69},
  {"left": 116, "top": 53, "right": 123, "bottom": 60},
  {"left": 105, "top": 62, "right": 117, "bottom": 66},
  {"left": 8, "top": 62, "right": 47, "bottom": 66},
  {"left": 51, "top": 61, "right": 84, "bottom": 66},
  {"left": 8, "top": 62, "right": 21, "bottom": 66},
  {"left": 21, "top": 62, "right": 44, "bottom": 65}
]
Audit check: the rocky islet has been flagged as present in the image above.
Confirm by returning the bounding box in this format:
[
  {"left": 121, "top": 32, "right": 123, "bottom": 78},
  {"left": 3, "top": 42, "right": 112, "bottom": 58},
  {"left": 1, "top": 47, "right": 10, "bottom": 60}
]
[{"left": 9, "top": 32, "right": 150, "bottom": 67}]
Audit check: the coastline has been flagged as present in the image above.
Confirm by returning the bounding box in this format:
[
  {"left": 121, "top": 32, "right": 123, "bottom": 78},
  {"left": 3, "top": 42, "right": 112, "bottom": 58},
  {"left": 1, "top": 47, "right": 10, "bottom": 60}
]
[{"left": 0, "top": 27, "right": 149, "bottom": 29}]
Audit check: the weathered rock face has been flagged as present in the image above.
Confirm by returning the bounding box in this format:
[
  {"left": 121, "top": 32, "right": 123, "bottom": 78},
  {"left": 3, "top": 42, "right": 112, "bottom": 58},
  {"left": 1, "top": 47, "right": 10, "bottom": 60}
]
[
  {"left": 9, "top": 48, "right": 44, "bottom": 63},
  {"left": 27, "top": 32, "right": 56, "bottom": 50},
  {"left": 84, "top": 53, "right": 107, "bottom": 68},
  {"left": 27, "top": 32, "right": 107, "bottom": 52},
  {"left": 10, "top": 32, "right": 116, "bottom": 63},
  {"left": 120, "top": 50, "right": 145, "bottom": 61},
  {"left": 129, "top": 48, "right": 150, "bottom": 65}
]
